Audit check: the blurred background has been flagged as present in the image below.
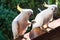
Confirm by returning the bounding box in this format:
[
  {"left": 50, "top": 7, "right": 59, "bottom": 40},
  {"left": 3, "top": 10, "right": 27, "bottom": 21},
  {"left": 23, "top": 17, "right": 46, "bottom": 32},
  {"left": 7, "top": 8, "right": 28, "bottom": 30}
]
[{"left": 0, "top": 0, "right": 60, "bottom": 40}]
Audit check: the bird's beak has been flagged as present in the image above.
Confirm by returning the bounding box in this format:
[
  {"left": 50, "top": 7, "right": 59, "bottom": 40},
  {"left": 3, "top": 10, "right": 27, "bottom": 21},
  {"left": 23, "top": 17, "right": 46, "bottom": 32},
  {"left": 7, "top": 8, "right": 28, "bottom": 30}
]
[
  {"left": 54, "top": 7, "right": 58, "bottom": 13},
  {"left": 30, "top": 13, "right": 34, "bottom": 18}
]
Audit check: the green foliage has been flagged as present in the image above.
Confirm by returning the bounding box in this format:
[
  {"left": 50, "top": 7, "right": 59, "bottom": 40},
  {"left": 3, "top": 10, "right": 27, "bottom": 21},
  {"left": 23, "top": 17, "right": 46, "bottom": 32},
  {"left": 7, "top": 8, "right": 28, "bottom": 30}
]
[
  {"left": 48, "top": 0, "right": 56, "bottom": 4},
  {"left": 56, "top": 0, "right": 60, "bottom": 18},
  {"left": 0, "top": 5, "right": 18, "bottom": 40}
]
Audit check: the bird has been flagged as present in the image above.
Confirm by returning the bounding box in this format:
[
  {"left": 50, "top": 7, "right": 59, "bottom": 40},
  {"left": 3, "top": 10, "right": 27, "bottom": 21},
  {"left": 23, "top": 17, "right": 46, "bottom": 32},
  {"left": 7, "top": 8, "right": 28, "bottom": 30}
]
[
  {"left": 12, "top": 4, "right": 33, "bottom": 40},
  {"left": 31, "top": 3, "right": 57, "bottom": 32}
]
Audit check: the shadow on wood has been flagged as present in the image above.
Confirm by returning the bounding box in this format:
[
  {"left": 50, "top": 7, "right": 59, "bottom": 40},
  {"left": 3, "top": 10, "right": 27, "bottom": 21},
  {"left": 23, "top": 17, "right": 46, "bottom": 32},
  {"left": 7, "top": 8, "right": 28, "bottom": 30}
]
[{"left": 33, "top": 26, "right": 60, "bottom": 40}]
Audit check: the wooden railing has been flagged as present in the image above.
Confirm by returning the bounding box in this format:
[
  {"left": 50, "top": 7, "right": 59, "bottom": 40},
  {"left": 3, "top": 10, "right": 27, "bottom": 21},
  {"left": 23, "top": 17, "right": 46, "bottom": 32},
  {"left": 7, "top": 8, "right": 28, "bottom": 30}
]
[{"left": 23, "top": 18, "right": 60, "bottom": 40}]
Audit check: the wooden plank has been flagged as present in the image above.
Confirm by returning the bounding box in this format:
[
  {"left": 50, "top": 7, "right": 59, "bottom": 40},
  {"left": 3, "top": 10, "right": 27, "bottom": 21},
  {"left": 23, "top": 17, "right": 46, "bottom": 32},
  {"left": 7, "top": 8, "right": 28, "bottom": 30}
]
[
  {"left": 33, "top": 26, "right": 60, "bottom": 40},
  {"left": 22, "top": 18, "right": 60, "bottom": 40}
]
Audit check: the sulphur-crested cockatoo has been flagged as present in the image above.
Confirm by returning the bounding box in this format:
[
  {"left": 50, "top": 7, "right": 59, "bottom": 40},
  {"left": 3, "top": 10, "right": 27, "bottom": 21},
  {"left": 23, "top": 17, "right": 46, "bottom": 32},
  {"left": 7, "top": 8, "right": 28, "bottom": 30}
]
[
  {"left": 31, "top": 3, "right": 57, "bottom": 32},
  {"left": 12, "top": 4, "right": 33, "bottom": 40}
]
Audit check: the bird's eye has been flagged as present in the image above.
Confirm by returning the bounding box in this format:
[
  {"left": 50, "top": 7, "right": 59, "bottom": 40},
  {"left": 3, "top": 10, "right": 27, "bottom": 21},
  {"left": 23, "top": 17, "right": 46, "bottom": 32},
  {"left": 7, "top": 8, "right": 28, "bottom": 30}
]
[{"left": 28, "top": 13, "right": 30, "bottom": 15}]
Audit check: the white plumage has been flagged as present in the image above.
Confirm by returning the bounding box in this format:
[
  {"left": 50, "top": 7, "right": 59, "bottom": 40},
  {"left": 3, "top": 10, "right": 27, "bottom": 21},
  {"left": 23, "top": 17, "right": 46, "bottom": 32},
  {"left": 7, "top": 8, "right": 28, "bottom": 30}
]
[
  {"left": 32, "top": 4, "right": 57, "bottom": 31},
  {"left": 12, "top": 5, "right": 33, "bottom": 39}
]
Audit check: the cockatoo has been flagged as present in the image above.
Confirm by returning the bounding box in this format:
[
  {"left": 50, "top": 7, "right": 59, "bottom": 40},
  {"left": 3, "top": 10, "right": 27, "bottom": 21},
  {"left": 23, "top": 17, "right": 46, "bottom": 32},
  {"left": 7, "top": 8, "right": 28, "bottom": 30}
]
[
  {"left": 31, "top": 3, "right": 57, "bottom": 32},
  {"left": 12, "top": 4, "right": 33, "bottom": 40}
]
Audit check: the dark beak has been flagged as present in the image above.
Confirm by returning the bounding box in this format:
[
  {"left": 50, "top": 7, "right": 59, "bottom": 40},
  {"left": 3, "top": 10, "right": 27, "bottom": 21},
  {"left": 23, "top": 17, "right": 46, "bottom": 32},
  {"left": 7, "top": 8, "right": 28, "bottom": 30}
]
[
  {"left": 30, "top": 13, "right": 34, "bottom": 18},
  {"left": 54, "top": 7, "right": 58, "bottom": 13}
]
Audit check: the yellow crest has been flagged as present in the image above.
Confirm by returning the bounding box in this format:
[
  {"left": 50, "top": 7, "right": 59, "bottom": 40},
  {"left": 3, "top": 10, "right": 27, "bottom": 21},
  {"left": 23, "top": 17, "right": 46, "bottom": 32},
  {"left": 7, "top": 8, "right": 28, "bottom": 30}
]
[
  {"left": 17, "top": 4, "right": 22, "bottom": 12},
  {"left": 43, "top": 2, "right": 49, "bottom": 7}
]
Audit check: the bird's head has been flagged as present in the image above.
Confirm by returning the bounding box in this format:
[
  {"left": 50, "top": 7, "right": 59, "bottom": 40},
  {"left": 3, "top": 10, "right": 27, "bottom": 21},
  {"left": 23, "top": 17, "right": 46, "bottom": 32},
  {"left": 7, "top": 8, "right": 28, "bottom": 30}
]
[
  {"left": 17, "top": 4, "right": 33, "bottom": 18},
  {"left": 44, "top": 2, "right": 58, "bottom": 13}
]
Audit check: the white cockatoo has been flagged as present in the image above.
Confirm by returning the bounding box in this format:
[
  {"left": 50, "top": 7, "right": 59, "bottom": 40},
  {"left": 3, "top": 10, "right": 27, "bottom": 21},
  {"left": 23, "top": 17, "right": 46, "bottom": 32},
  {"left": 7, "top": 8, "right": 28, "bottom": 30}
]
[
  {"left": 31, "top": 3, "right": 57, "bottom": 32},
  {"left": 12, "top": 4, "right": 33, "bottom": 40}
]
